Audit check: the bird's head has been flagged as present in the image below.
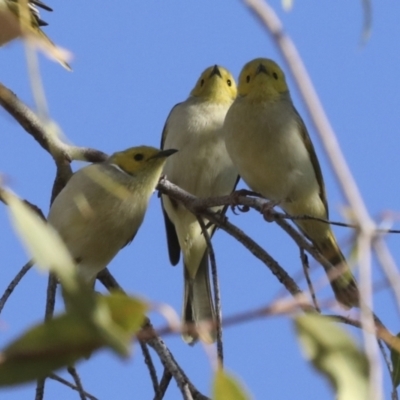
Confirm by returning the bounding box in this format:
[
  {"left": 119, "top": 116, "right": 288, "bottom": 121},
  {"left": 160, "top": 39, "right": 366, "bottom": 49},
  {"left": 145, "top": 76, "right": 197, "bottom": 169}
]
[
  {"left": 238, "top": 58, "right": 288, "bottom": 101},
  {"left": 190, "top": 65, "right": 237, "bottom": 103},
  {"left": 109, "top": 146, "right": 178, "bottom": 177}
]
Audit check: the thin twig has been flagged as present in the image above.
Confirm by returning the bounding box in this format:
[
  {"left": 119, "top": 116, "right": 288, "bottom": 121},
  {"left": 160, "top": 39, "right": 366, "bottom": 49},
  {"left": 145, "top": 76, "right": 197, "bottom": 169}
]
[
  {"left": 98, "top": 269, "right": 210, "bottom": 400},
  {"left": 35, "top": 273, "right": 58, "bottom": 398},
  {"left": 35, "top": 379, "right": 45, "bottom": 400},
  {"left": 377, "top": 340, "right": 398, "bottom": 400},
  {"left": 98, "top": 271, "right": 160, "bottom": 397},
  {"left": 67, "top": 366, "right": 87, "bottom": 400},
  {"left": 48, "top": 374, "right": 98, "bottom": 400},
  {"left": 0, "top": 261, "right": 32, "bottom": 314},
  {"left": 44, "top": 273, "right": 58, "bottom": 321},
  {"left": 140, "top": 341, "right": 160, "bottom": 398},
  {"left": 159, "top": 179, "right": 313, "bottom": 310},
  {"left": 300, "top": 249, "right": 320, "bottom": 313},
  {"left": 97, "top": 268, "right": 125, "bottom": 292},
  {"left": 197, "top": 216, "right": 224, "bottom": 364},
  {"left": 154, "top": 369, "right": 172, "bottom": 400}
]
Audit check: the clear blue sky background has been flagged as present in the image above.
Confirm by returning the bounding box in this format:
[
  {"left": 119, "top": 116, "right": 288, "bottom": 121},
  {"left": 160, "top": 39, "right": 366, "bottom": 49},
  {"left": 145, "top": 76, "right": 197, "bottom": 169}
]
[{"left": 1, "top": 1, "right": 400, "bottom": 399}]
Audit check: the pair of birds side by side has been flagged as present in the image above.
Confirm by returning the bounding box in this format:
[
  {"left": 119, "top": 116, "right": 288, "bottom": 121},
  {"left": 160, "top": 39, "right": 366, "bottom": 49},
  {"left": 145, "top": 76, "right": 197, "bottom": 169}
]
[
  {"left": 45, "top": 58, "right": 359, "bottom": 347},
  {"left": 0, "top": 0, "right": 71, "bottom": 70},
  {"left": 161, "top": 59, "right": 359, "bottom": 344}
]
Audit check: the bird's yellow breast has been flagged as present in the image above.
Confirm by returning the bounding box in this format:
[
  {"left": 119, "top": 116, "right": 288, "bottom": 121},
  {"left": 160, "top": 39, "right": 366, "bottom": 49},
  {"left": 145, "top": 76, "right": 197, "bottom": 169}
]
[{"left": 224, "top": 97, "right": 320, "bottom": 205}]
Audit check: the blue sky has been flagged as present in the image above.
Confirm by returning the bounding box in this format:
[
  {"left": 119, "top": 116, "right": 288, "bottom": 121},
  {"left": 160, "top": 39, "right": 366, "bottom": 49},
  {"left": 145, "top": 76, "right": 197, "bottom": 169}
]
[{"left": 1, "top": 1, "right": 400, "bottom": 399}]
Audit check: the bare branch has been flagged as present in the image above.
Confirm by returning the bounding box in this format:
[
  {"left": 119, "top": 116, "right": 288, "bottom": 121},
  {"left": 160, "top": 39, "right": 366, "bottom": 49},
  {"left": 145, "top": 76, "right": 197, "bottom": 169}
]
[
  {"left": 300, "top": 249, "right": 320, "bottom": 312},
  {"left": 159, "top": 179, "right": 312, "bottom": 309},
  {"left": 154, "top": 369, "right": 172, "bottom": 400},
  {"left": 67, "top": 366, "right": 87, "bottom": 400},
  {"left": 35, "top": 378, "right": 45, "bottom": 400},
  {"left": 0, "top": 261, "right": 32, "bottom": 314},
  {"left": 140, "top": 341, "right": 160, "bottom": 398},
  {"left": 48, "top": 374, "right": 98, "bottom": 400},
  {"left": 98, "top": 269, "right": 210, "bottom": 400},
  {"left": 197, "top": 216, "right": 224, "bottom": 364}
]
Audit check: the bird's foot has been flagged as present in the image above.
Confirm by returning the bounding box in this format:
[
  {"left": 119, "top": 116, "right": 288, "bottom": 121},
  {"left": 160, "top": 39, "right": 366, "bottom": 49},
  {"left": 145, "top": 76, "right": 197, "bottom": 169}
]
[
  {"left": 230, "top": 189, "right": 261, "bottom": 214},
  {"left": 261, "top": 201, "right": 279, "bottom": 222}
]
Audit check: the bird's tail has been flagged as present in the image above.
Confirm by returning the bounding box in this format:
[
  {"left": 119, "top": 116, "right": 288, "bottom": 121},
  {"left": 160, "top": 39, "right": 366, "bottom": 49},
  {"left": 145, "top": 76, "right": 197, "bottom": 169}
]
[
  {"left": 182, "top": 252, "right": 216, "bottom": 345},
  {"left": 316, "top": 230, "right": 359, "bottom": 308}
]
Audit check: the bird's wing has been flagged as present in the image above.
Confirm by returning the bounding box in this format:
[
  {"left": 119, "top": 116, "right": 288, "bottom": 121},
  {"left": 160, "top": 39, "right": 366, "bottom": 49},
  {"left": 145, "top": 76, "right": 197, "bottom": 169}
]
[
  {"left": 160, "top": 103, "right": 182, "bottom": 266},
  {"left": 161, "top": 197, "right": 181, "bottom": 265},
  {"left": 294, "top": 106, "right": 329, "bottom": 218},
  {"left": 160, "top": 102, "right": 181, "bottom": 149}
]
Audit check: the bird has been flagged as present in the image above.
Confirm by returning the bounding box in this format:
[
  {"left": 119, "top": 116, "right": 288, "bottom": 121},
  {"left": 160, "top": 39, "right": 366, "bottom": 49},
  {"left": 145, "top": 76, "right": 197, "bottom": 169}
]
[
  {"left": 161, "top": 64, "right": 239, "bottom": 344},
  {"left": 223, "top": 58, "right": 359, "bottom": 308},
  {"left": 0, "top": 0, "right": 71, "bottom": 70},
  {"left": 48, "top": 146, "right": 177, "bottom": 285}
]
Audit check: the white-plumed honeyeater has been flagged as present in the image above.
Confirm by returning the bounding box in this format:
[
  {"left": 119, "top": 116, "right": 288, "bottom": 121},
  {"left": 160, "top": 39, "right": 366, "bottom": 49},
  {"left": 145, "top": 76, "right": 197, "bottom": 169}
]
[
  {"left": 223, "top": 58, "right": 359, "bottom": 308},
  {"left": 161, "top": 65, "right": 239, "bottom": 343},
  {"left": 48, "top": 146, "right": 177, "bottom": 285}
]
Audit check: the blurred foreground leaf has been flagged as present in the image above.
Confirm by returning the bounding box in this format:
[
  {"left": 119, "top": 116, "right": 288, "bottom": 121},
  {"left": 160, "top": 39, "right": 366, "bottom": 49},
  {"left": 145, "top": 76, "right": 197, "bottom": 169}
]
[
  {"left": 3, "top": 189, "right": 78, "bottom": 292},
  {"left": 213, "top": 369, "right": 250, "bottom": 400},
  {"left": 295, "top": 314, "right": 369, "bottom": 400},
  {"left": 0, "top": 292, "right": 147, "bottom": 387}
]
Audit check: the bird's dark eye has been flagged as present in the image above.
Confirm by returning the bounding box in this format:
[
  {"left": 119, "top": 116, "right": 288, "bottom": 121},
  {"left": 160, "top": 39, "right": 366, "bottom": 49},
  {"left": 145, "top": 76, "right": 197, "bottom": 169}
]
[
  {"left": 134, "top": 153, "right": 144, "bottom": 161},
  {"left": 246, "top": 75, "right": 250, "bottom": 83},
  {"left": 200, "top": 79, "right": 204, "bottom": 87},
  {"left": 273, "top": 72, "right": 278, "bottom": 80},
  {"left": 227, "top": 79, "right": 232, "bottom": 86}
]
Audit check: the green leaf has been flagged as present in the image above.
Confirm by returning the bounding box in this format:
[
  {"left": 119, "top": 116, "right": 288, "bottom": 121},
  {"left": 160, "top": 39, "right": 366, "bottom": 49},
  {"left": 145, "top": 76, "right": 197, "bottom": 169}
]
[
  {"left": 4, "top": 190, "right": 78, "bottom": 292},
  {"left": 0, "top": 293, "right": 148, "bottom": 387},
  {"left": 295, "top": 314, "right": 369, "bottom": 400},
  {"left": 89, "top": 292, "right": 148, "bottom": 356},
  {"left": 390, "top": 332, "right": 400, "bottom": 387},
  {"left": 103, "top": 292, "right": 147, "bottom": 334},
  {"left": 213, "top": 369, "right": 250, "bottom": 400},
  {"left": 0, "top": 314, "right": 101, "bottom": 386}
]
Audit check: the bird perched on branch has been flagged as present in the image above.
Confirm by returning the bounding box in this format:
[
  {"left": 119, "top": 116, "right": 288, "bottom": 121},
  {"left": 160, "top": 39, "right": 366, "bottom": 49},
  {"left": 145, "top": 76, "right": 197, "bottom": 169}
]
[
  {"left": 48, "top": 146, "right": 177, "bottom": 285},
  {"left": 0, "top": 0, "right": 71, "bottom": 70},
  {"left": 161, "top": 65, "right": 239, "bottom": 344},
  {"left": 223, "top": 58, "right": 359, "bottom": 308}
]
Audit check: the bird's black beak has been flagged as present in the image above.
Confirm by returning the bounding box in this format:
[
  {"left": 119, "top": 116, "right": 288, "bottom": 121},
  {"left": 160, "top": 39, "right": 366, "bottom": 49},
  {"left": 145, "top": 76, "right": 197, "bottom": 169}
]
[
  {"left": 151, "top": 149, "right": 178, "bottom": 159},
  {"left": 256, "top": 63, "right": 268, "bottom": 76},
  {"left": 209, "top": 65, "right": 222, "bottom": 78}
]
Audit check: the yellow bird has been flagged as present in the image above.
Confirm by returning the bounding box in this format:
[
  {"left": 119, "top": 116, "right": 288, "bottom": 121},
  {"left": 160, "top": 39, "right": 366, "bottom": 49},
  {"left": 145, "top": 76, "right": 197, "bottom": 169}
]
[
  {"left": 161, "top": 65, "right": 238, "bottom": 343},
  {"left": 0, "top": 0, "right": 71, "bottom": 70},
  {"left": 223, "top": 58, "right": 358, "bottom": 307},
  {"left": 48, "top": 146, "right": 177, "bottom": 285}
]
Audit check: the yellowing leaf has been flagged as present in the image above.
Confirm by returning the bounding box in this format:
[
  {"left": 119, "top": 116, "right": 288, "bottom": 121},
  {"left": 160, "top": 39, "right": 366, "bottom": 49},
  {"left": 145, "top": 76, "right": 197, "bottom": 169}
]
[
  {"left": 295, "top": 314, "right": 369, "bottom": 400},
  {"left": 213, "top": 369, "right": 250, "bottom": 400}
]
